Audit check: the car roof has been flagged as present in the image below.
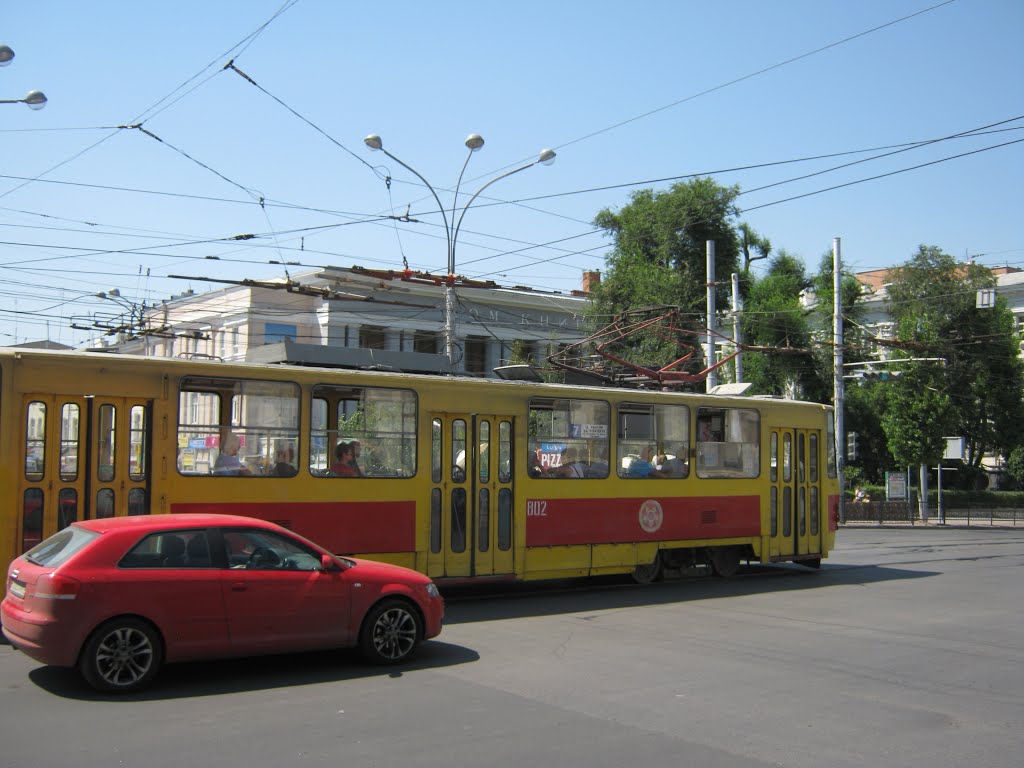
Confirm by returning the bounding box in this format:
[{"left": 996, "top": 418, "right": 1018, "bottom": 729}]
[{"left": 73, "top": 514, "right": 278, "bottom": 535}]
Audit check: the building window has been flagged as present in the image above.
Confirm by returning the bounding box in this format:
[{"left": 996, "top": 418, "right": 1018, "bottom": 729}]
[
  {"left": 413, "top": 331, "right": 439, "bottom": 354},
  {"left": 264, "top": 323, "right": 297, "bottom": 345},
  {"left": 360, "top": 325, "right": 387, "bottom": 350},
  {"left": 464, "top": 336, "right": 488, "bottom": 374}
]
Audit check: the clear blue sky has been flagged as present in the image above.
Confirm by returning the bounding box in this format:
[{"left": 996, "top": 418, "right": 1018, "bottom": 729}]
[{"left": 2, "top": 0, "right": 1021, "bottom": 345}]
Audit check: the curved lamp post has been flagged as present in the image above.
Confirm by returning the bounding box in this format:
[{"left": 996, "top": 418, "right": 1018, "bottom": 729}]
[
  {"left": 1, "top": 45, "right": 47, "bottom": 109},
  {"left": 363, "top": 133, "right": 555, "bottom": 367}
]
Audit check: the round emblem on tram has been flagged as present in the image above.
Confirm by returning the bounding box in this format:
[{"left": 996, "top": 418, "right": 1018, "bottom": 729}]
[{"left": 638, "top": 499, "right": 663, "bottom": 533}]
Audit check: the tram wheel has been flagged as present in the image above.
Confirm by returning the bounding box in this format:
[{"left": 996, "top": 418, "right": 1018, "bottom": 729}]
[
  {"left": 708, "top": 546, "right": 741, "bottom": 578},
  {"left": 631, "top": 555, "right": 663, "bottom": 584}
]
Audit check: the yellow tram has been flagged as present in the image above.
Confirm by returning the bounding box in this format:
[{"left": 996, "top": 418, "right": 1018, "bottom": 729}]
[{"left": 1, "top": 347, "right": 839, "bottom": 589}]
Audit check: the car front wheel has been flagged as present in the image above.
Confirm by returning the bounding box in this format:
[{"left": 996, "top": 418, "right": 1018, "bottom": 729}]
[
  {"left": 78, "top": 618, "right": 163, "bottom": 693},
  {"left": 359, "top": 598, "right": 422, "bottom": 665}
]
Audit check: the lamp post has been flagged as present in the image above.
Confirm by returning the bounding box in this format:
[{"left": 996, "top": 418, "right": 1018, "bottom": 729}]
[
  {"left": 97, "top": 289, "right": 149, "bottom": 354},
  {"left": 0, "top": 44, "right": 47, "bottom": 109},
  {"left": 364, "top": 133, "right": 555, "bottom": 368}
]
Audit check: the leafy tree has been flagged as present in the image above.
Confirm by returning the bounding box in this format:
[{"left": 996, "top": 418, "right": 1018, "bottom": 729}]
[
  {"left": 738, "top": 222, "right": 772, "bottom": 272},
  {"left": 883, "top": 245, "right": 1024, "bottom": 486},
  {"left": 589, "top": 178, "right": 741, "bottom": 371},
  {"left": 741, "top": 251, "right": 822, "bottom": 398},
  {"left": 844, "top": 383, "right": 889, "bottom": 484}
]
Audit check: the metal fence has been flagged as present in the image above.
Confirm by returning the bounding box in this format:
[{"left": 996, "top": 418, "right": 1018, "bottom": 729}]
[{"left": 843, "top": 498, "right": 1022, "bottom": 526}]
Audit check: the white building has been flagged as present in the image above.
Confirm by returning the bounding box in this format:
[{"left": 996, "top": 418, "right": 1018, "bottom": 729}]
[{"left": 97, "top": 266, "right": 598, "bottom": 378}]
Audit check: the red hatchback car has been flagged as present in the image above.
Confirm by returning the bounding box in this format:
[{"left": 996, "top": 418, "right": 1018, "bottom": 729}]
[{"left": 2, "top": 514, "right": 444, "bottom": 693}]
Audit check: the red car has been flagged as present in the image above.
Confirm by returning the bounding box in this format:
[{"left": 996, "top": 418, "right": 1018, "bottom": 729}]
[{"left": 2, "top": 514, "right": 444, "bottom": 693}]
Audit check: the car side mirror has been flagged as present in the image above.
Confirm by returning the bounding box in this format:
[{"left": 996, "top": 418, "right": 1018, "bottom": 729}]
[{"left": 321, "top": 554, "right": 343, "bottom": 572}]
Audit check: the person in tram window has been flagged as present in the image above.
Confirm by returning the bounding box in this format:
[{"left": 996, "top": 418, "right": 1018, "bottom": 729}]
[
  {"left": 329, "top": 442, "right": 359, "bottom": 477},
  {"left": 587, "top": 446, "right": 610, "bottom": 478},
  {"left": 213, "top": 433, "right": 249, "bottom": 476},
  {"left": 656, "top": 449, "right": 687, "bottom": 478},
  {"left": 628, "top": 445, "right": 668, "bottom": 478},
  {"left": 528, "top": 444, "right": 544, "bottom": 477},
  {"left": 555, "top": 446, "right": 587, "bottom": 478},
  {"left": 272, "top": 443, "right": 298, "bottom": 477},
  {"left": 349, "top": 440, "right": 366, "bottom": 477}
]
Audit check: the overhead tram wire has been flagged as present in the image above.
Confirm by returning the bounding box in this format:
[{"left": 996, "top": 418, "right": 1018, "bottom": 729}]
[
  {"left": 459, "top": 130, "right": 1024, "bottom": 279},
  {"left": 5, "top": 117, "right": 1017, "bottom": 277},
  {"left": 453, "top": 0, "right": 962, "bottom": 187},
  {"left": 0, "top": 1, "right": 299, "bottom": 203}
]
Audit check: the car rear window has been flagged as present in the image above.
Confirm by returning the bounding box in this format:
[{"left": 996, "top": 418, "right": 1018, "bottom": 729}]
[{"left": 24, "top": 526, "right": 100, "bottom": 567}]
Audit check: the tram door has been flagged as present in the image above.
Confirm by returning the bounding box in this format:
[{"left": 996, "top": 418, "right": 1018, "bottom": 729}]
[
  {"left": 428, "top": 413, "right": 515, "bottom": 579},
  {"left": 17, "top": 395, "right": 152, "bottom": 554},
  {"left": 769, "top": 428, "right": 823, "bottom": 559}
]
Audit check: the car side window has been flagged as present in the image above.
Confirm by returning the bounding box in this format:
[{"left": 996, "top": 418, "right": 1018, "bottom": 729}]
[
  {"left": 221, "top": 528, "right": 323, "bottom": 571},
  {"left": 120, "top": 530, "right": 213, "bottom": 569}
]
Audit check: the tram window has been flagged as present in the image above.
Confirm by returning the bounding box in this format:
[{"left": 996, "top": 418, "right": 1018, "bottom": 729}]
[
  {"left": 478, "top": 421, "right": 490, "bottom": 483},
  {"left": 809, "top": 434, "right": 819, "bottom": 483},
  {"left": 810, "top": 487, "right": 820, "bottom": 535},
  {"left": 826, "top": 411, "right": 837, "bottom": 478},
  {"left": 798, "top": 434, "right": 806, "bottom": 484},
  {"left": 617, "top": 402, "right": 688, "bottom": 479},
  {"left": 58, "top": 489, "right": 78, "bottom": 530},
  {"left": 528, "top": 397, "right": 609, "bottom": 479},
  {"left": 782, "top": 486, "right": 792, "bottom": 536},
  {"left": 770, "top": 486, "right": 778, "bottom": 536},
  {"left": 431, "top": 419, "right": 442, "bottom": 484},
  {"left": 22, "top": 488, "right": 43, "bottom": 553},
  {"left": 129, "top": 405, "right": 147, "bottom": 482},
  {"left": 430, "top": 488, "right": 442, "bottom": 554},
  {"left": 498, "top": 421, "right": 512, "bottom": 483},
  {"left": 178, "top": 377, "right": 300, "bottom": 477},
  {"left": 97, "top": 404, "right": 116, "bottom": 483},
  {"left": 497, "top": 488, "right": 512, "bottom": 551},
  {"left": 478, "top": 488, "right": 490, "bottom": 552},
  {"left": 25, "top": 400, "right": 46, "bottom": 482},
  {"left": 696, "top": 407, "right": 760, "bottom": 479},
  {"left": 452, "top": 419, "right": 467, "bottom": 483},
  {"left": 799, "top": 487, "right": 807, "bottom": 535},
  {"left": 782, "top": 433, "right": 792, "bottom": 483},
  {"left": 770, "top": 433, "right": 778, "bottom": 483},
  {"left": 96, "top": 488, "right": 115, "bottom": 519},
  {"left": 451, "top": 488, "right": 467, "bottom": 553},
  {"left": 128, "top": 487, "right": 148, "bottom": 516},
  {"left": 311, "top": 384, "right": 416, "bottom": 478},
  {"left": 60, "top": 403, "right": 80, "bottom": 482}
]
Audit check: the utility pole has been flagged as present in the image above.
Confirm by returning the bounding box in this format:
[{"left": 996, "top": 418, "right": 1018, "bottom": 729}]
[
  {"left": 731, "top": 272, "right": 743, "bottom": 383},
  {"left": 706, "top": 240, "right": 717, "bottom": 391},
  {"left": 833, "top": 238, "right": 845, "bottom": 524}
]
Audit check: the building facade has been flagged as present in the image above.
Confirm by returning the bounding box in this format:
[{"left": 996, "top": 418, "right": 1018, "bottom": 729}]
[{"left": 96, "top": 266, "right": 595, "bottom": 378}]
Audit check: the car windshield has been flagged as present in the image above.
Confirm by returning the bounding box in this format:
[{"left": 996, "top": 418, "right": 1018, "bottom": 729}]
[{"left": 24, "top": 526, "right": 100, "bottom": 567}]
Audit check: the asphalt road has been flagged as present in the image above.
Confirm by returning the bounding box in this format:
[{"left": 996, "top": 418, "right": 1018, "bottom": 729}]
[{"left": 2, "top": 527, "right": 1022, "bottom": 768}]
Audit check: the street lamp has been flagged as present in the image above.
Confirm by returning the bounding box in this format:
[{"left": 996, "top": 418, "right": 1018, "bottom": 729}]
[
  {"left": 0, "top": 44, "right": 47, "bottom": 109},
  {"left": 363, "top": 133, "right": 555, "bottom": 367}
]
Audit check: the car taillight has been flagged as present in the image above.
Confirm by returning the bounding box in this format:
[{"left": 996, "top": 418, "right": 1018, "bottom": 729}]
[{"left": 33, "top": 572, "right": 81, "bottom": 601}]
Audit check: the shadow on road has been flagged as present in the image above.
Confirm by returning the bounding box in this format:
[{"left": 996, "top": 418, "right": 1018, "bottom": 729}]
[
  {"left": 440, "top": 562, "right": 937, "bottom": 625},
  {"left": 27, "top": 640, "right": 478, "bottom": 701}
]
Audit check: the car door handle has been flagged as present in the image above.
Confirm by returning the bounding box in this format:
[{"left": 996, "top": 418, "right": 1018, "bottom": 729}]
[{"left": 230, "top": 582, "right": 248, "bottom": 592}]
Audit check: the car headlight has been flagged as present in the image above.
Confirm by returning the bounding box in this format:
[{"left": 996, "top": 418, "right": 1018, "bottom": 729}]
[{"left": 425, "top": 582, "right": 440, "bottom": 598}]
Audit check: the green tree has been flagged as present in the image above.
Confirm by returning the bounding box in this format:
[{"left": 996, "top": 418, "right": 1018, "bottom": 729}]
[
  {"left": 589, "top": 178, "right": 741, "bottom": 371},
  {"left": 741, "top": 251, "right": 822, "bottom": 398},
  {"left": 883, "top": 245, "right": 1024, "bottom": 486},
  {"left": 738, "top": 222, "right": 772, "bottom": 272}
]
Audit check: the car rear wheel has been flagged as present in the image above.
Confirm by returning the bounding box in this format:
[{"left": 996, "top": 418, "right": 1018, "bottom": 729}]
[
  {"left": 78, "top": 618, "right": 163, "bottom": 693},
  {"left": 359, "top": 599, "right": 422, "bottom": 665}
]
